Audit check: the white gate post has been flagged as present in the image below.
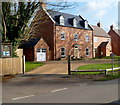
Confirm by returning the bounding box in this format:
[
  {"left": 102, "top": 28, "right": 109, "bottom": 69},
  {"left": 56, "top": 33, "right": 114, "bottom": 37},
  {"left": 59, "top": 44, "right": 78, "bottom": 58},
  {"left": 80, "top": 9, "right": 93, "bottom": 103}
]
[{"left": 22, "top": 55, "right": 25, "bottom": 74}]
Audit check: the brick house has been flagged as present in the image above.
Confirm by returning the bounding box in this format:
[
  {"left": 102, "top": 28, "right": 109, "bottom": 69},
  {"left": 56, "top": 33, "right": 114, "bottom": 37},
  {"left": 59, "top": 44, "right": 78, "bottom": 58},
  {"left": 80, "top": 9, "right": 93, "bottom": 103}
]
[
  {"left": 108, "top": 25, "right": 120, "bottom": 56},
  {"left": 20, "top": 38, "right": 49, "bottom": 61},
  {"left": 20, "top": 7, "right": 93, "bottom": 61},
  {"left": 92, "top": 23, "right": 111, "bottom": 58}
]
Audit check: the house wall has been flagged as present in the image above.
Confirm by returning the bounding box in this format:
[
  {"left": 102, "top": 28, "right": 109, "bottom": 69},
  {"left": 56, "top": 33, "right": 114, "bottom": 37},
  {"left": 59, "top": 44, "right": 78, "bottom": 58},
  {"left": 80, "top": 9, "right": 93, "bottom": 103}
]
[
  {"left": 93, "top": 36, "right": 111, "bottom": 57},
  {"left": 23, "top": 47, "right": 34, "bottom": 61},
  {"left": 30, "top": 10, "right": 55, "bottom": 60},
  {"left": 54, "top": 25, "right": 93, "bottom": 59},
  {"left": 106, "top": 42, "right": 111, "bottom": 56},
  {"left": 34, "top": 38, "right": 49, "bottom": 61},
  {"left": 108, "top": 30, "right": 120, "bottom": 56}
]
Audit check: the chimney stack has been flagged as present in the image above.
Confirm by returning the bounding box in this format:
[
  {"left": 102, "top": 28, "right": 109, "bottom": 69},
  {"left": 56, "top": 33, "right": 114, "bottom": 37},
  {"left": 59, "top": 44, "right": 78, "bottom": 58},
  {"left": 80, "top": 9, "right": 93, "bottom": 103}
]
[
  {"left": 40, "top": 2, "right": 46, "bottom": 10},
  {"left": 110, "top": 25, "right": 114, "bottom": 30},
  {"left": 97, "top": 22, "right": 102, "bottom": 27}
]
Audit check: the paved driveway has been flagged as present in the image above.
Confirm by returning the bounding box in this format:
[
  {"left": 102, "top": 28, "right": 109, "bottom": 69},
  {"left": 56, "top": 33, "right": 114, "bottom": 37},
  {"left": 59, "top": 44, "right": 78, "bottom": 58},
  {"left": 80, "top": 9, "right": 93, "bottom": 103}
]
[{"left": 27, "top": 59, "right": 112, "bottom": 74}]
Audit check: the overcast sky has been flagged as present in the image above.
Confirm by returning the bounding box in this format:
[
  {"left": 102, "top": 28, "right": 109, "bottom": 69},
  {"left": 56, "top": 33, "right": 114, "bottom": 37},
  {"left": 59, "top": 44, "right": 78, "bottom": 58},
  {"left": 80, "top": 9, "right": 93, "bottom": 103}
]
[{"left": 51, "top": 0, "right": 119, "bottom": 32}]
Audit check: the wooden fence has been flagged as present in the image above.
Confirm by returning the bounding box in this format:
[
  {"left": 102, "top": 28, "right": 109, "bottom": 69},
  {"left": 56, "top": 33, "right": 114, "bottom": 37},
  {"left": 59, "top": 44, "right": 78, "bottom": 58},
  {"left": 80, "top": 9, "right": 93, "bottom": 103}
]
[{"left": 0, "top": 56, "right": 25, "bottom": 76}]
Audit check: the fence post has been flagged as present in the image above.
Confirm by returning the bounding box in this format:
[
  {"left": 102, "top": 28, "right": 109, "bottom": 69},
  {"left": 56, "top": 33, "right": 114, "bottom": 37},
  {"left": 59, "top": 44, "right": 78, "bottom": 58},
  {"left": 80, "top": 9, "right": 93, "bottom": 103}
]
[
  {"left": 105, "top": 69, "right": 106, "bottom": 74},
  {"left": 22, "top": 55, "right": 25, "bottom": 74}
]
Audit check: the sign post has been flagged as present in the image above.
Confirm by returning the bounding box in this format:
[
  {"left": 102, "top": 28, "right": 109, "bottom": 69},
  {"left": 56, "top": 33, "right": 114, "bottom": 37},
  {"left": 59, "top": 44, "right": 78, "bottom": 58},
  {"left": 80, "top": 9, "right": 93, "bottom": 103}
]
[
  {"left": 110, "top": 52, "right": 115, "bottom": 74},
  {"left": 1, "top": 43, "right": 12, "bottom": 57}
]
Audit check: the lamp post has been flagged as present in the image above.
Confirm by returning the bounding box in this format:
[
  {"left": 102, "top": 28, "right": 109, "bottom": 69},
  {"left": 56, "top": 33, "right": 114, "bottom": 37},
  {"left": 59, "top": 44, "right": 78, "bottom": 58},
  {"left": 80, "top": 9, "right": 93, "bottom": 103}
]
[
  {"left": 0, "top": 1, "right": 2, "bottom": 58},
  {"left": 68, "top": 55, "right": 71, "bottom": 75}
]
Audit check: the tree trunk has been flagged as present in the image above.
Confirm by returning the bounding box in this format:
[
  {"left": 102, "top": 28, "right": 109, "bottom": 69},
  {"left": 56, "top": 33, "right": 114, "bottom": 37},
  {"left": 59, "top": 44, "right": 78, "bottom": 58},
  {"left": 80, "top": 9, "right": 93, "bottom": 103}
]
[{"left": 3, "top": 17, "right": 6, "bottom": 39}]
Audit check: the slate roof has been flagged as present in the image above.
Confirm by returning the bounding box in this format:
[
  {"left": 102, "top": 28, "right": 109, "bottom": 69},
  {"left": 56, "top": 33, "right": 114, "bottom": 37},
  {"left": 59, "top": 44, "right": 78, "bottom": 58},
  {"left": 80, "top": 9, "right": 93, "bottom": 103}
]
[
  {"left": 47, "top": 10, "right": 92, "bottom": 30},
  {"left": 92, "top": 25, "right": 110, "bottom": 38},
  {"left": 19, "top": 38, "right": 40, "bottom": 48}
]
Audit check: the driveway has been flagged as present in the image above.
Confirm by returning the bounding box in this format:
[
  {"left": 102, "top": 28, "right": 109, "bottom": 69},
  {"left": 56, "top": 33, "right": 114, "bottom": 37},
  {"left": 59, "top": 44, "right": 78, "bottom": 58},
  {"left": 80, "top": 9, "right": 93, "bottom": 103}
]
[{"left": 27, "top": 59, "right": 112, "bottom": 74}]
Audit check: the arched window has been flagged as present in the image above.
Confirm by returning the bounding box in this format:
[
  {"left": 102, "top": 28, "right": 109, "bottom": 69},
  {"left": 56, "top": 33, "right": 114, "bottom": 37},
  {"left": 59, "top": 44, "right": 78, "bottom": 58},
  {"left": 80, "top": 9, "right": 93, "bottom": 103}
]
[
  {"left": 73, "top": 18, "right": 77, "bottom": 27},
  {"left": 60, "top": 16, "right": 64, "bottom": 25}
]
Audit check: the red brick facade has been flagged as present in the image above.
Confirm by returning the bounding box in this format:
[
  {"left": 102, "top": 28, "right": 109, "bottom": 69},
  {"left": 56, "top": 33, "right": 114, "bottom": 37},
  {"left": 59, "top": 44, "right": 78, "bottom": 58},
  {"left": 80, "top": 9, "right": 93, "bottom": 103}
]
[
  {"left": 34, "top": 38, "right": 49, "bottom": 61},
  {"left": 54, "top": 25, "right": 93, "bottom": 59},
  {"left": 108, "top": 25, "right": 120, "bottom": 56},
  {"left": 92, "top": 24, "right": 111, "bottom": 58},
  {"left": 93, "top": 36, "right": 111, "bottom": 57}
]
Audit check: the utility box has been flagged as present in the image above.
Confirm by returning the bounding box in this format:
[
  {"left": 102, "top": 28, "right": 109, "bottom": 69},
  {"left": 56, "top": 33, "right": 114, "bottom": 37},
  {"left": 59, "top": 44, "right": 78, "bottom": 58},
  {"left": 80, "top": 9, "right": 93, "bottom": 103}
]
[{"left": 2, "top": 43, "right": 12, "bottom": 57}]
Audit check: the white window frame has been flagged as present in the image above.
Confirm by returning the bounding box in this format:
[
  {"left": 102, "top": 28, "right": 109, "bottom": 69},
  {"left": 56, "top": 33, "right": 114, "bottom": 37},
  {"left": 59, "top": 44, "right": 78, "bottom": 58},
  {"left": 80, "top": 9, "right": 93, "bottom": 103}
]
[
  {"left": 74, "top": 34, "right": 78, "bottom": 41},
  {"left": 61, "top": 32, "right": 65, "bottom": 40},
  {"left": 94, "top": 48, "right": 98, "bottom": 53},
  {"left": 86, "top": 35, "right": 89, "bottom": 42},
  {"left": 61, "top": 47, "right": 66, "bottom": 58},
  {"left": 94, "top": 37, "right": 98, "bottom": 42},
  {"left": 73, "top": 18, "right": 77, "bottom": 27},
  {"left": 86, "top": 48, "right": 89, "bottom": 56},
  {"left": 60, "top": 16, "right": 64, "bottom": 25}
]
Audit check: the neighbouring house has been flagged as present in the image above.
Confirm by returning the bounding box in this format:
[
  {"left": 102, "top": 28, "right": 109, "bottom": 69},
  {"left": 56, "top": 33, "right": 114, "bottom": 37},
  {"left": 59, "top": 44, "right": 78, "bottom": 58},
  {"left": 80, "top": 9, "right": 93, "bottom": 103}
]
[
  {"left": 108, "top": 25, "right": 120, "bottom": 56},
  {"left": 20, "top": 4, "right": 93, "bottom": 61},
  {"left": 92, "top": 22, "right": 111, "bottom": 58}
]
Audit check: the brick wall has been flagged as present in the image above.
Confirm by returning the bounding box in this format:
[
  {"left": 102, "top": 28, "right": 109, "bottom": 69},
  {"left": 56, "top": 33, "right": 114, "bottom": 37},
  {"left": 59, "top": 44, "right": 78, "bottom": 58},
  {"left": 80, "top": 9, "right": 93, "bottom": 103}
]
[
  {"left": 34, "top": 38, "right": 49, "bottom": 61},
  {"left": 30, "top": 10, "right": 55, "bottom": 60},
  {"left": 108, "top": 30, "right": 120, "bottom": 56},
  {"left": 23, "top": 47, "right": 34, "bottom": 61},
  {"left": 54, "top": 25, "right": 93, "bottom": 59},
  {"left": 93, "top": 36, "right": 111, "bottom": 57}
]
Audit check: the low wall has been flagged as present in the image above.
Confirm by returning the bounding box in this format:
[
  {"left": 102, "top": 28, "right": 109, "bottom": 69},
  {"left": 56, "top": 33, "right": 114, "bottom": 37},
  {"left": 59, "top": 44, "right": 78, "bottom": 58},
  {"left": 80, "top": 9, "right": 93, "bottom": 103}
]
[{"left": 0, "top": 57, "right": 25, "bottom": 76}]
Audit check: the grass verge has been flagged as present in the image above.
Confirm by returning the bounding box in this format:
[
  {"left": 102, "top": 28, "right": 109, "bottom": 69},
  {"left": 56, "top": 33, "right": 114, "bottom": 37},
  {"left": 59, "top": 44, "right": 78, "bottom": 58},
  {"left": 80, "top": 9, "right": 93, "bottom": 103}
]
[
  {"left": 91, "top": 56, "right": 120, "bottom": 61},
  {"left": 95, "top": 72, "right": 120, "bottom": 81},
  {"left": 25, "top": 62, "right": 44, "bottom": 72},
  {"left": 77, "top": 63, "right": 119, "bottom": 70}
]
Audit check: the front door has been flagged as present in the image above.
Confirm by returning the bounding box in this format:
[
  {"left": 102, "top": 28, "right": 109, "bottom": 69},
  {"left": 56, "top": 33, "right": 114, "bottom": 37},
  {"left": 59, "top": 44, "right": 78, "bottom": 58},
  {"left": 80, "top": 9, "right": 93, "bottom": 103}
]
[
  {"left": 74, "top": 47, "right": 79, "bottom": 58},
  {"left": 37, "top": 48, "right": 46, "bottom": 61}
]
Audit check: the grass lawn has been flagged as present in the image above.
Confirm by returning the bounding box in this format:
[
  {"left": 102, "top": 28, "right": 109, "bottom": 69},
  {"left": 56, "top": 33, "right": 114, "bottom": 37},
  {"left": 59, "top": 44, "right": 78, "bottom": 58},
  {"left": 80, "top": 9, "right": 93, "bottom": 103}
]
[
  {"left": 74, "top": 63, "right": 119, "bottom": 74},
  {"left": 25, "top": 62, "right": 44, "bottom": 72},
  {"left": 77, "top": 63, "right": 119, "bottom": 70}
]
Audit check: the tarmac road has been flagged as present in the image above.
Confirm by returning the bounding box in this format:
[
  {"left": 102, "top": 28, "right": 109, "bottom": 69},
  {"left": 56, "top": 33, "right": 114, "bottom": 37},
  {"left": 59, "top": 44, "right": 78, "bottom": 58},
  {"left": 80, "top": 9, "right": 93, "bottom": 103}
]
[{"left": 2, "top": 74, "right": 119, "bottom": 104}]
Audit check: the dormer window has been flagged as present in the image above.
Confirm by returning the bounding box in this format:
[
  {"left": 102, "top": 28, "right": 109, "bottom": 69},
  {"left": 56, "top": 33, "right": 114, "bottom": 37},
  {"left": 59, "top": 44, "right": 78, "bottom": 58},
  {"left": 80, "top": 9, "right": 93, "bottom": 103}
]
[
  {"left": 85, "top": 20, "right": 88, "bottom": 29},
  {"left": 73, "top": 18, "right": 77, "bottom": 27},
  {"left": 60, "top": 15, "right": 64, "bottom": 25}
]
